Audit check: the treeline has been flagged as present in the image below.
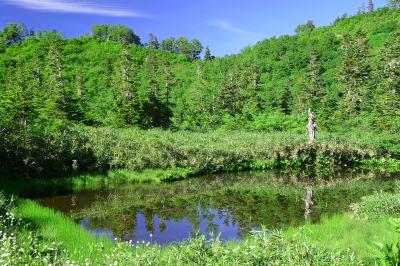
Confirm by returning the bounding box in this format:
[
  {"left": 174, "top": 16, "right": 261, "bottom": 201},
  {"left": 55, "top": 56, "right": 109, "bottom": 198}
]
[
  {"left": 0, "top": 6, "right": 400, "bottom": 135},
  {"left": 0, "top": 23, "right": 205, "bottom": 60}
]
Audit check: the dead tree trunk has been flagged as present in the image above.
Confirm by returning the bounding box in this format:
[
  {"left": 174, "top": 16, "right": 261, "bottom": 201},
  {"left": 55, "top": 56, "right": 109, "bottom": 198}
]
[
  {"left": 307, "top": 109, "right": 316, "bottom": 142},
  {"left": 304, "top": 187, "right": 313, "bottom": 220}
]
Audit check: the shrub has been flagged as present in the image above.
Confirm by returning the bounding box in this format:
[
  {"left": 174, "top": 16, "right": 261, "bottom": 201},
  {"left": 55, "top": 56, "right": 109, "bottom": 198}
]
[
  {"left": 352, "top": 184, "right": 400, "bottom": 220},
  {"left": 376, "top": 218, "right": 400, "bottom": 266}
]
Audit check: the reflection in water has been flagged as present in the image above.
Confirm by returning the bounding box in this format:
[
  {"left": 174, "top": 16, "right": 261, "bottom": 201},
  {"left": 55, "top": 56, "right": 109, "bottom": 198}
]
[
  {"left": 304, "top": 187, "right": 313, "bottom": 220},
  {"left": 80, "top": 208, "right": 243, "bottom": 245},
  {"left": 35, "top": 170, "right": 400, "bottom": 245},
  {"left": 112, "top": 208, "right": 241, "bottom": 245}
]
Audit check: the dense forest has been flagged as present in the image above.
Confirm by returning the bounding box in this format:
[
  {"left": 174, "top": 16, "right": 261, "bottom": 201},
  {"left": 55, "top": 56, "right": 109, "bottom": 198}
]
[{"left": 1, "top": 6, "right": 400, "bottom": 134}]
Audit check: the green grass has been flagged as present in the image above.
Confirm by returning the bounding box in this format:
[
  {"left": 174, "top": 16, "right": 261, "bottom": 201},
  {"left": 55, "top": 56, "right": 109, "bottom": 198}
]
[
  {"left": 4, "top": 127, "right": 400, "bottom": 179},
  {"left": 285, "top": 214, "right": 398, "bottom": 261},
  {"left": 17, "top": 199, "right": 114, "bottom": 263},
  {"left": 108, "top": 167, "right": 196, "bottom": 183},
  {"left": 0, "top": 168, "right": 196, "bottom": 198}
]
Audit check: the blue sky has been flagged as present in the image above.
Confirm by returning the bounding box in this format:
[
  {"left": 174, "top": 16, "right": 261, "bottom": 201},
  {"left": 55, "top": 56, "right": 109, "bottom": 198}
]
[{"left": 0, "top": 0, "right": 388, "bottom": 56}]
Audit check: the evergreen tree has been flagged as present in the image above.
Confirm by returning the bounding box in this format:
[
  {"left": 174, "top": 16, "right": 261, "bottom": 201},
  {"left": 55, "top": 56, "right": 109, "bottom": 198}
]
[
  {"left": 337, "top": 30, "right": 371, "bottom": 117},
  {"left": 307, "top": 48, "right": 325, "bottom": 110},
  {"left": 5, "top": 61, "right": 35, "bottom": 129},
  {"left": 42, "top": 40, "right": 69, "bottom": 127},
  {"left": 388, "top": 0, "right": 400, "bottom": 8},
  {"left": 218, "top": 66, "right": 242, "bottom": 116},
  {"left": 111, "top": 46, "right": 141, "bottom": 126},
  {"left": 1, "top": 23, "right": 27, "bottom": 45},
  {"left": 146, "top": 33, "right": 159, "bottom": 49},
  {"left": 375, "top": 32, "right": 400, "bottom": 130},
  {"left": 240, "top": 63, "right": 262, "bottom": 120},
  {"left": 204, "top": 46, "right": 213, "bottom": 61},
  {"left": 142, "top": 55, "right": 171, "bottom": 127},
  {"left": 280, "top": 82, "right": 292, "bottom": 115},
  {"left": 368, "top": 0, "right": 374, "bottom": 12},
  {"left": 159, "top": 59, "right": 175, "bottom": 106}
]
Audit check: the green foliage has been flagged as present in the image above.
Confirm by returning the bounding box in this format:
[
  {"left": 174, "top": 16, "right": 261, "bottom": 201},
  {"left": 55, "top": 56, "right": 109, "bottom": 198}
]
[
  {"left": 295, "top": 20, "right": 315, "bottom": 34},
  {"left": 91, "top": 24, "right": 141, "bottom": 45},
  {"left": 352, "top": 183, "right": 400, "bottom": 219},
  {"left": 1, "top": 9, "right": 400, "bottom": 132},
  {"left": 1, "top": 9, "right": 400, "bottom": 177},
  {"left": 376, "top": 218, "right": 400, "bottom": 265},
  {"left": 1, "top": 126, "right": 400, "bottom": 179},
  {"left": 0, "top": 22, "right": 28, "bottom": 45},
  {"left": 285, "top": 213, "right": 397, "bottom": 262}
]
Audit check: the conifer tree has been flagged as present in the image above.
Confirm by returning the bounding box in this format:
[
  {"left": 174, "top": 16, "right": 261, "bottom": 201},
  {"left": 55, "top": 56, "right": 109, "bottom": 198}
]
[
  {"left": 307, "top": 48, "right": 325, "bottom": 110},
  {"left": 111, "top": 46, "right": 141, "bottom": 126},
  {"left": 7, "top": 61, "right": 35, "bottom": 129},
  {"left": 159, "top": 59, "right": 175, "bottom": 106},
  {"left": 280, "top": 82, "right": 292, "bottom": 115},
  {"left": 337, "top": 30, "right": 371, "bottom": 117},
  {"left": 204, "top": 46, "right": 212, "bottom": 61},
  {"left": 388, "top": 0, "right": 400, "bottom": 9},
  {"left": 43, "top": 40, "right": 68, "bottom": 127},
  {"left": 375, "top": 32, "right": 400, "bottom": 130},
  {"left": 218, "top": 66, "right": 242, "bottom": 116},
  {"left": 239, "top": 63, "right": 262, "bottom": 120},
  {"left": 368, "top": 0, "right": 374, "bottom": 12},
  {"left": 146, "top": 33, "right": 160, "bottom": 50},
  {"left": 142, "top": 55, "right": 170, "bottom": 127}
]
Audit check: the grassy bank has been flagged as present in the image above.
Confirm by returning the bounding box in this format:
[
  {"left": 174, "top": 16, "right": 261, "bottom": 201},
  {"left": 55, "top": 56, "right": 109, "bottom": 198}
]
[
  {"left": 285, "top": 214, "right": 397, "bottom": 262},
  {"left": 3, "top": 126, "right": 400, "bottom": 180},
  {"left": 0, "top": 168, "right": 196, "bottom": 199},
  {"left": 17, "top": 200, "right": 114, "bottom": 263}
]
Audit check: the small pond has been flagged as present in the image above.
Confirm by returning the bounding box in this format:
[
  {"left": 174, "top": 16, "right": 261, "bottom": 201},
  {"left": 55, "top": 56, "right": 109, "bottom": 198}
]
[{"left": 23, "top": 170, "right": 400, "bottom": 245}]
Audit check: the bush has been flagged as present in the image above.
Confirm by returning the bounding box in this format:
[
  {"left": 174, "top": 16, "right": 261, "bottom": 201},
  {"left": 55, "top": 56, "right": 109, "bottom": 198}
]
[
  {"left": 376, "top": 218, "right": 400, "bottom": 266},
  {"left": 352, "top": 184, "right": 400, "bottom": 220}
]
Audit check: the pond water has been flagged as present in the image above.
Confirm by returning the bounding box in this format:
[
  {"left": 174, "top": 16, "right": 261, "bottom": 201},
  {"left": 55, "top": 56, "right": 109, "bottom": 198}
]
[{"left": 29, "top": 170, "right": 398, "bottom": 245}]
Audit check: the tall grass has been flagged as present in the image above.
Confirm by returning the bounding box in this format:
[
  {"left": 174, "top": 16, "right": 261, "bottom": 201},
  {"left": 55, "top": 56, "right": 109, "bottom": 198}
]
[
  {"left": 79, "top": 127, "right": 399, "bottom": 175},
  {"left": 286, "top": 185, "right": 400, "bottom": 263},
  {"left": 285, "top": 214, "right": 397, "bottom": 261},
  {"left": 2, "top": 126, "right": 400, "bottom": 179},
  {"left": 17, "top": 200, "right": 114, "bottom": 262}
]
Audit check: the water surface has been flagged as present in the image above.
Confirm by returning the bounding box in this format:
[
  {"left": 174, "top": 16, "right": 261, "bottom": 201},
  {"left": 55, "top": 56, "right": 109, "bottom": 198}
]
[{"left": 34, "top": 170, "right": 398, "bottom": 245}]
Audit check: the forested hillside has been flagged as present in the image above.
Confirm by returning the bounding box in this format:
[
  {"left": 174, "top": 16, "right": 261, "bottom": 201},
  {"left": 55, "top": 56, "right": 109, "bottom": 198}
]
[
  {"left": 2, "top": 6, "right": 400, "bottom": 178},
  {"left": 1, "top": 7, "right": 400, "bottom": 133}
]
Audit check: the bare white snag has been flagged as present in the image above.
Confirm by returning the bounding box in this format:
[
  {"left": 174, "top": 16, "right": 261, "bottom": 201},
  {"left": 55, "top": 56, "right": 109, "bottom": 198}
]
[
  {"left": 304, "top": 187, "right": 313, "bottom": 220},
  {"left": 307, "top": 109, "right": 316, "bottom": 142}
]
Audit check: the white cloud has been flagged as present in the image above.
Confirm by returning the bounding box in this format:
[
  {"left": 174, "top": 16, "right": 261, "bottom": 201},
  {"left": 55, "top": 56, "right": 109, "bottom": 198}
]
[
  {"left": 1, "top": 0, "right": 149, "bottom": 17},
  {"left": 210, "top": 19, "right": 260, "bottom": 36}
]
